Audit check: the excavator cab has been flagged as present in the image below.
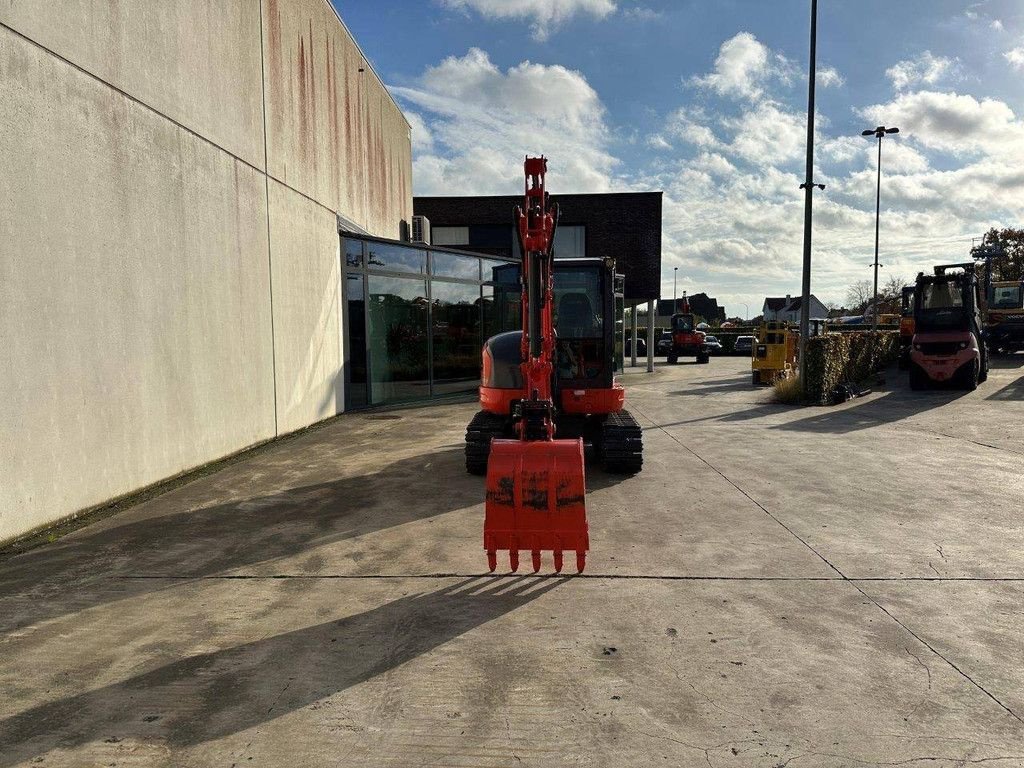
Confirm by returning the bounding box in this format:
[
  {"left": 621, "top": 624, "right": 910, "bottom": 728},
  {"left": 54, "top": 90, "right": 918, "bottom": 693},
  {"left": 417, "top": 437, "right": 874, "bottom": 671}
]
[{"left": 554, "top": 261, "right": 615, "bottom": 390}]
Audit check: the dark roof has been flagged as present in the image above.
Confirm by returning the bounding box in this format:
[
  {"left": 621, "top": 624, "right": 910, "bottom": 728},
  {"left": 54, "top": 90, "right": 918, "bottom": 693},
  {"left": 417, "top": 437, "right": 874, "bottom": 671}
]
[
  {"left": 414, "top": 192, "right": 662, "bottom": 301},
  {"left": 766, "top": 295, "right": 824, "bottom": 313},
  {"left": 655, "top": 294, "right": 726, "bottom": 320}
]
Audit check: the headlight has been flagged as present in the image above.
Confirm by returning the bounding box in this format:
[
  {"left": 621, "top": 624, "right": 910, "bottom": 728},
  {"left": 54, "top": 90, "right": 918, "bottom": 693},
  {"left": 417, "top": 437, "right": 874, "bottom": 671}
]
[
  {"left": 913, "top": 343, "right": 921, "bottom": 350},
  {"left": 958, "top": 341, "right": 967, "bottom": 349}
]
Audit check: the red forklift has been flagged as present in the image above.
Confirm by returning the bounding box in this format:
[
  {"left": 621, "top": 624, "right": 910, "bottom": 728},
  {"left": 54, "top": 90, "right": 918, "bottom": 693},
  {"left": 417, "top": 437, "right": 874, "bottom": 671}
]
[
  {"left": 909, "top": 263, "right": 989, "bottom": 390},
  {"left": 667, "top": 293, "right": 710, "bottom": 364}
]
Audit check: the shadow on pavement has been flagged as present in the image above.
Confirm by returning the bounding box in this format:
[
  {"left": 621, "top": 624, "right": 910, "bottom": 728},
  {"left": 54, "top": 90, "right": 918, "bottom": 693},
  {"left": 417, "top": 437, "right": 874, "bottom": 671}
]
[
  {"left": 0, "top": 576, "right": 565, "bottom": 766},
  {"left": 0, "top": 448, "right": 478, "bottom": 633},
  {"left": 641, "top": 402, "right": 787, "bottom": 432},
  {"left": 986, "top": 374, "right": 1024, "bottom": 401},
  {"left": 773, "top": 387, "right": 968, "bottom": 434},
  {"left": 990, "top": 353, "right": 1024, "bottom": 370},
  {"left": 667, "top": 377, "right": 754, "bottom": 397},
  {"left": 987, "top": 354, "right": 1024, "bottom": 401},
  {"left": 585, "top": 466, "right": 638, "bottom": 491}
]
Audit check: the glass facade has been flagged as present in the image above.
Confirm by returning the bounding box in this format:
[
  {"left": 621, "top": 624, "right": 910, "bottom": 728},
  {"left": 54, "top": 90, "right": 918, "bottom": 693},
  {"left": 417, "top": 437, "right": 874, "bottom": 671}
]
[{"left": 341, "top": 234, "right": 518, "bottom": 409}]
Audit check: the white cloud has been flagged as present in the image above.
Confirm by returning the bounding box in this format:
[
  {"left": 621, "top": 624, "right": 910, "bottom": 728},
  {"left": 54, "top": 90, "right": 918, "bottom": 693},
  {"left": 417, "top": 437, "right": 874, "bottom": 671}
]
[
  {"left": 885, "top": 51, "right": 958, "bottom": 91},
  {"left": 396, "top": 38, "right": 1024, "bottom": 315},
  {"left": 439, "top": 0, "right": 616, "bottom": 41},
  {"left": 622, "top": 6, "right": 660, "bottom": 21},
  {"left": 991, "top": 19, "right": 1005, "bottom": 31},
  {"left": 391, "top": 48, "right": 616, "bottom": 195},
  {"left": 689, "top": 32, "right": 795, "bottom": 101},
  {"left": 723, "top": 102, "right": 806, "bottom": 166},
  {"left": 404, "top": 111, "right": 434, "bottom": 153},
  {"left": 860, "top": 90, "right": 1024, "bottom": 157},
  {"left": 1005, "top": 47, "right": 1024, "bottom": 71},
  {"left": 816, "top": 66, "right": 844, "bottom": 88},
  {"left": 874, "top": 142, "right": 930, "bottom": 174},
  {"left": 646, "top": 134, "right": 672, "bottom": 151},
  {"left": 663, "top": 107, "right": 720, "bottom": 149}
]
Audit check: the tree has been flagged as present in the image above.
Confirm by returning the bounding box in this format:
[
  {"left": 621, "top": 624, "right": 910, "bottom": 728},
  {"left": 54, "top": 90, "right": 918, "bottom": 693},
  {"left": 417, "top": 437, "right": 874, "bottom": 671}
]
[
  {"left": 845, "top": 280, "right": 872, "bottom": 314},
  {"left": 879, "top": 274, "right": 909, "bottom": 314},
  {"left": 973, "top": 227, "right": 1024, "bottom": 282}
]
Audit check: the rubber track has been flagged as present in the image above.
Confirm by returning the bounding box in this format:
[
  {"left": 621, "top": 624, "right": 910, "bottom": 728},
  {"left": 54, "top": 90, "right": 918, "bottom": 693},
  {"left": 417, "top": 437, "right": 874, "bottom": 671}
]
[
  {"left": 465, "top": 410, "right": 508, "bottom": 475},
  {"left": 601, "top": 409, "right": 643, "bottom": 474}
]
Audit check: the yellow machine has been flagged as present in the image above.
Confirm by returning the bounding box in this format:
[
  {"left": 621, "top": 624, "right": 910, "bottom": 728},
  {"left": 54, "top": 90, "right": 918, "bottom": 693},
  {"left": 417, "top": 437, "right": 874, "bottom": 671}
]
[{"left": 751, "top": 321, "right": 797, "bottom": 386}]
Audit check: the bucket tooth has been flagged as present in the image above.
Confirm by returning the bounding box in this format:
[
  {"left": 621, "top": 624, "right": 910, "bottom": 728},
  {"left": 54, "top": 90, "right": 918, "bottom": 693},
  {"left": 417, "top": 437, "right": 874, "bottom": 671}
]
[
  {"left": 509, "top": 550, "right": 520, "bottom": 573},
  {"left": 576, "top": 550, "right": 586, "bottom": 573},
  {"left": 553, "top": 550, "right": 564, "bottom": 573},
  {"left": 487, "top": 550, "right": 497, "bottom": 573},
  {"left": 531, "top": 550, "right": 541, "bottom": 573}
]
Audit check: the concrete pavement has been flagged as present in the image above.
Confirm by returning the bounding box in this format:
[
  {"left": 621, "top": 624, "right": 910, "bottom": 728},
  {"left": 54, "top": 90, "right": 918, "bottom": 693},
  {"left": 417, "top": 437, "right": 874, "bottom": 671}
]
[{"left": 2, "top": 355, "right": 1023, "bottom": 766}]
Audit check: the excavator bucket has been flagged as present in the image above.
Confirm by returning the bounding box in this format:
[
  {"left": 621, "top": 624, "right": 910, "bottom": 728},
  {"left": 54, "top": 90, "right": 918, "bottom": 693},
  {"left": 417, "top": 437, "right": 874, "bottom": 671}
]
[{"left": 484, "top": 438, "right": 589, "bottom": 573}]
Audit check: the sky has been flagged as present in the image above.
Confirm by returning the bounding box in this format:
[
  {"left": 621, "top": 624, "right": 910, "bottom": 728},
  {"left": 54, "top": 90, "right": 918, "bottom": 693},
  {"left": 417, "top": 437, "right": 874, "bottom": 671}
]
[{"left": 334, "top": 0, "right": 1024, "bottom": 318}]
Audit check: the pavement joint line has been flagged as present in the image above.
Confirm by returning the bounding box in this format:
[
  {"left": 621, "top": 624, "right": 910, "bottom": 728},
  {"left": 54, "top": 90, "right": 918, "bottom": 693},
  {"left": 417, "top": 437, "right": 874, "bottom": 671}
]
[
  {"left": 850, "top": 580, "right": 1024, "bottom": 726},
  {"left": 919, "top": 429, "right": 1024, "bottom": 457},
  {"left": 633, "top": 403, "right": 1024, "bottom": 727},
  {"left": 631, "top": 404, "right": 848, "bottom": 580},
  {"left": 111, "top": 574, "right": 1024, "bottom": 582}
]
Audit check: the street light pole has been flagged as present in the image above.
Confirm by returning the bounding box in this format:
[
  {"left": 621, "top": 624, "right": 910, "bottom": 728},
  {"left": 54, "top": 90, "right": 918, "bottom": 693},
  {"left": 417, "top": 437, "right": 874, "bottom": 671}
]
[
  {"left": 798, "top": 0, "right": 824, "bottom": 398},
  {"left": 862, "top": 125, "right": 899, "bottom": 337},
  {"left": 673, "top": 267, "right": 678, "bottom": 303},
  {"left": 742, "top": 302, "right": 749, "bottom": 322}
]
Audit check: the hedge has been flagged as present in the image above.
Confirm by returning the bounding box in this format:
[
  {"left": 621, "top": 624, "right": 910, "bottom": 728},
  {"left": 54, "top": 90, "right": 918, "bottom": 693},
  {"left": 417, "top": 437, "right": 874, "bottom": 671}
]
[{"left": 803, "top": 331, "right": 900, "bottom": 405}]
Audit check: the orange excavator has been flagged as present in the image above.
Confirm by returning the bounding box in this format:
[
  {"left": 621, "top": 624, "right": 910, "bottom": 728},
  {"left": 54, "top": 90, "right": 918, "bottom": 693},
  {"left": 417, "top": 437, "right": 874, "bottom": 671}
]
[{"left": 467, "top": 157, "right": 642, "bottom": 574}]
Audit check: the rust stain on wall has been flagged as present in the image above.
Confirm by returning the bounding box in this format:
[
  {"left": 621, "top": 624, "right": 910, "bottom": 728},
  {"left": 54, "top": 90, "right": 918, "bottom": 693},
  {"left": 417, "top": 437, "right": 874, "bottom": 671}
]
[
  {"left": 297, "top": 32, "right": 307, "bottom": 161},
  {"left": 307, "top": 18, "right": 317, "bottom": 178},
  {"left": 258, "top": 0, "right": 412, "bottom": 233},
  {"left": 326, "top": 34, "right": 340, "bottom": 202},
  {"left": 265, "top": 0, "right": 285, "bottom": 147}
]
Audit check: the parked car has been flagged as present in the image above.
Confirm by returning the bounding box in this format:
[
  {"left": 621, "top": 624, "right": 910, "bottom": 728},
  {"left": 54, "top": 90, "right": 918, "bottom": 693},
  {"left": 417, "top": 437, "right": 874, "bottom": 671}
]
[
  {"left": 624, "top": 337, "right": 647, "bottom": 357},
  {"left": 734, "top": 335, "right": 754, "bottom": 356},
  {"left": 656, "top": 331, "right": 673, "bottom": 355},
  {"left": 703, "top": 335, "right": 723, "bottom": 355}
]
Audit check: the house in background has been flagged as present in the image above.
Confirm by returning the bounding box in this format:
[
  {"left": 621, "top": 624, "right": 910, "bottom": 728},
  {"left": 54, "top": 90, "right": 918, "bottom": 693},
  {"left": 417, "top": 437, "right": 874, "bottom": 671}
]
[
  {"left": 655, "top": 292, "right": 727, "bottom": 326},
  {"left": 762, "top": 294, "right": 829, "bottom": 323}
]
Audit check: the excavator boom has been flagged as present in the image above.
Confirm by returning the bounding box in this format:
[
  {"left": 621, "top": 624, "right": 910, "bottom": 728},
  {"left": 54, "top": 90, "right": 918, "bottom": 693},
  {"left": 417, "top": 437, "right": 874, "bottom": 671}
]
[{"left": 483, "top": 157, "right": 589, "bottom": 573}]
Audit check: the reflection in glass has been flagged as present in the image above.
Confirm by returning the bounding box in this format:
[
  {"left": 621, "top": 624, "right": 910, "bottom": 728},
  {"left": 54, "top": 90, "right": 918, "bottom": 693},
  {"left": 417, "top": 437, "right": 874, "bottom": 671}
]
[
  {"left": 367, "top": 276, "right": 429, "bottom": 403},
  {"left": 432, "top": 281, "right": 482, "bottom": 396},
  {"left": 433, "top": 251, "right": 480, "bottom": 280},
  {"left": 431, "top": 227, "right": 469, "bottom": 246},
  {"left": 344, "top": 238, "right": 363, "bottom": 268},
  {"left": 614, "top": 275, "right": 625, "bottom": 373},
  {"left": 366, "top": 242, "right": 427, "bottom": 273},
  {"left": 553, "top": 225, "right": 586, "bottom": 258},
  {"left": 345, "top": 275, "right": 367, "bottom": 408},
  {"left": 487, "top": 261, "right": 520, "bottom": 286},
  {"left": 553, "top": 267, "right": 603, "bottom": 337}
]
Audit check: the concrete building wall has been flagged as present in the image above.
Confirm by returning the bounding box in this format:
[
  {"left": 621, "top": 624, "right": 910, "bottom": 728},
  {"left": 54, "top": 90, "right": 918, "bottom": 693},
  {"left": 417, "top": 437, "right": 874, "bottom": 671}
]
[
  {"left": 0, "top": 0, "right": 266, "bottom": 169},
  {"left": 262, "top": 0, "right": 412, "bottom": 237},
  {"left": 268, "top": 180, "right": 343, "bottom": 434},
  {"left": 0, "top": 2, "right": 412, "bottom": 543}
]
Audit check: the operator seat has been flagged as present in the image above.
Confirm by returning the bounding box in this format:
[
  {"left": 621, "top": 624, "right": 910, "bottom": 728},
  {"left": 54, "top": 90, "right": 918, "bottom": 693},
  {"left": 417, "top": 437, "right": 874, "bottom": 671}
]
[{"left": 558, "top": 293, "right": 596, "bottom": 338}]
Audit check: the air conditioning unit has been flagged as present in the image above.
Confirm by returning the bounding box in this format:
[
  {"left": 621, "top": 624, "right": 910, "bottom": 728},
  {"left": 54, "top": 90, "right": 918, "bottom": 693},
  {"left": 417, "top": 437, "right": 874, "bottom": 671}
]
[{"left": 411, "top": 215, "right": 431, "bottom": 245}]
